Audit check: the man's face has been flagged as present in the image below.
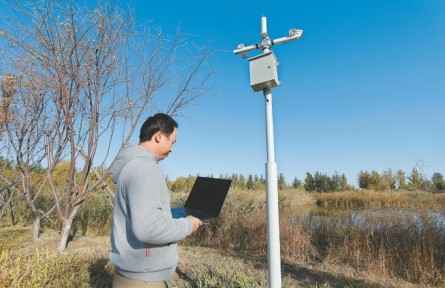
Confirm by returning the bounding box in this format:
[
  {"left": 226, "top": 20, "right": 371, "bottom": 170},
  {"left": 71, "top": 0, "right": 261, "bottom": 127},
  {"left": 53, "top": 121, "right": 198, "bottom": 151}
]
[{"left": 157, "top": 128, "right": 177, "bottom": 160}]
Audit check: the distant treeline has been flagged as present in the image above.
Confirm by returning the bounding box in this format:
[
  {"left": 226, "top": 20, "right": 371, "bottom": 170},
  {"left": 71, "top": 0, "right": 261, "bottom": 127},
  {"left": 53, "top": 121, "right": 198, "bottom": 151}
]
[
  {"left": 168, "top": 168, "right": 445, "bottom": 193},
  {"left": 1, "top": 155, "right": 443, "bottom": 194}
]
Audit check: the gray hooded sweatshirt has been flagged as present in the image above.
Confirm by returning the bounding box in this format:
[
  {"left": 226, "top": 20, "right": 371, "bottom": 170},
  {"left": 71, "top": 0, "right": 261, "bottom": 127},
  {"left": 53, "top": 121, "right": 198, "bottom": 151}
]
[{"left": 109, "top": 143, "right": 193, "bottom": 282}]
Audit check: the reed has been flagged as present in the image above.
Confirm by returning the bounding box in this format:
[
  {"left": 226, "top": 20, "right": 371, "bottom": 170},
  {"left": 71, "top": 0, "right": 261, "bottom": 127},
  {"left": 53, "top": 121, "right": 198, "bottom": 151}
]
[
  {"left": 301, "top": 211, "right": 445, "bottom": 285},
  {"left": 1, "top": 188, "right": 445, "bottom": 287},
  {"left": 186, "top": 189, "right": 445, "bottom": 286},
  {"left": 314, "top": 190, "right": 445, "bottom": 209}
]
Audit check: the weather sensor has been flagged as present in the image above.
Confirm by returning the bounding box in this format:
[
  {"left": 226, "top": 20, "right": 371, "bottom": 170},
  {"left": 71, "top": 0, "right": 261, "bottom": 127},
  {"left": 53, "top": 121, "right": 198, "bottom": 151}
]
[{"left": 233, "top": 16, "right": 303, "bottom": 288}]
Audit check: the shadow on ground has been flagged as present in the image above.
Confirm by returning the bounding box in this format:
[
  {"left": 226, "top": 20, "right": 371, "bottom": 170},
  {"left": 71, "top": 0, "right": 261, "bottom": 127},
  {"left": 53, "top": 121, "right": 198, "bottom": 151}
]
[{"left": 89, "top": 258, "right": 113, "bottom": 288}]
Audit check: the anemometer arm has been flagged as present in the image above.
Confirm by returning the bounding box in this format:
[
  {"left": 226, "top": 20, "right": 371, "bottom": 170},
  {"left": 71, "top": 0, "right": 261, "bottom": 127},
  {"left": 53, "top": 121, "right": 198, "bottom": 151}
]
[
  {"left": 233, "top": 16, "right": 303, "bottom": 58},
  {"left": 233, "top": 43, "right": 261, "bottom": 58}
]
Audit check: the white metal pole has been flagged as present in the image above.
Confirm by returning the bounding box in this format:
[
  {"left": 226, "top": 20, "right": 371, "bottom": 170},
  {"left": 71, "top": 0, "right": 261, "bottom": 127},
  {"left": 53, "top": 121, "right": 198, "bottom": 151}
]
[
  {"left": 233, "top": 15, "right": 302, "bottom": 288},
  {"left": 263, "top": 87, "right": 282, "bottom": 288}
]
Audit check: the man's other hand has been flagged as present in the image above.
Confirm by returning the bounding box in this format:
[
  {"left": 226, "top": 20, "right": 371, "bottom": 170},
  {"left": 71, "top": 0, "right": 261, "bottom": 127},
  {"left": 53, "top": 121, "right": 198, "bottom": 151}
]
[{"left": 187, "top": 216, "right": 202, "bottom": 233}]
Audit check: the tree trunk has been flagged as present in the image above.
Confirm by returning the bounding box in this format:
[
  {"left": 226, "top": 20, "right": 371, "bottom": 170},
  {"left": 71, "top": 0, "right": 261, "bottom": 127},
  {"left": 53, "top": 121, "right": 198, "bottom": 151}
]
[
  {"left": 8, "top": 189, "right": 16, "bottom": 226},
  {"left": 58, "top": 220, "right": 71, "bottom": 251},
  {"left": 32, "top": 215, "right": 41, "bottom": 241},
  {"left": 58, "top": 205, "right": 80, "bottom": 251}
]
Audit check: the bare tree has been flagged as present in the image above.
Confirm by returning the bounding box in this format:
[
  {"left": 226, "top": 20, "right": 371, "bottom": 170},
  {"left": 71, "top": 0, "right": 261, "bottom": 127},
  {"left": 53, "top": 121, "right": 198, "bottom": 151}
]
[
  {"left": 0, "top": 72, "right": 53, "bottom": 240},
  {"left": 0, "top": 155, "right": 21, "bottom": 226},
  {"left": 1, "top": 0, "right": 213, "bottom": 251}
]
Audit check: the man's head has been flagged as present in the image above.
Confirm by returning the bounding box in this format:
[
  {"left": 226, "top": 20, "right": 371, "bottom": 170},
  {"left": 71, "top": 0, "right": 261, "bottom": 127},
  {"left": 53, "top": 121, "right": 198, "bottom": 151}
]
[{"left": 139, "top": 113, "right": 178, "bottom": 160}]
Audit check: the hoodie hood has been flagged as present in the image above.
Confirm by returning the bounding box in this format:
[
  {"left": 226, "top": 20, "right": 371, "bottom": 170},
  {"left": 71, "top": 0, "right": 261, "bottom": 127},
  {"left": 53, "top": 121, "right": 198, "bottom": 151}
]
[{"left": 110, "top": 143, "right": 158, "bottom": 184}]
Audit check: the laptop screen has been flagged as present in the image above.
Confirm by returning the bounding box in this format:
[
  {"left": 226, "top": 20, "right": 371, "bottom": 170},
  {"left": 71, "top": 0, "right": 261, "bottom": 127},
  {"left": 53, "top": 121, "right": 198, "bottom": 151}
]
[{"left": 185, "top": 177, "right": 232, "bottom": 218}]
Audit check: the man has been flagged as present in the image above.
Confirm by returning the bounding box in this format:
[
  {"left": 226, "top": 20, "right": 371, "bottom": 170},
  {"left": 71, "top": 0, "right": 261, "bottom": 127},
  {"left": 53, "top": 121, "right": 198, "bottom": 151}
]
[{"left": 109, "top": 113, "right": 202, "bottom": 288}]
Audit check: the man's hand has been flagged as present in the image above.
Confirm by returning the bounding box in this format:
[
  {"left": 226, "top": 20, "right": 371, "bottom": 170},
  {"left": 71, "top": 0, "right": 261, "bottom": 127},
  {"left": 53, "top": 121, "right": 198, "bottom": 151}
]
[{"left": 187, "top": 216, "right": 203, "bottom": 233}]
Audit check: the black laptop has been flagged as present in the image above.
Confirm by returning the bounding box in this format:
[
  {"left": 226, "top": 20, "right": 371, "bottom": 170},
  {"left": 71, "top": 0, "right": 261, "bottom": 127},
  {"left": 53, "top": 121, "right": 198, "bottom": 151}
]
[{"left": 171, "top": 176, "right": 232, "bottom": 221}]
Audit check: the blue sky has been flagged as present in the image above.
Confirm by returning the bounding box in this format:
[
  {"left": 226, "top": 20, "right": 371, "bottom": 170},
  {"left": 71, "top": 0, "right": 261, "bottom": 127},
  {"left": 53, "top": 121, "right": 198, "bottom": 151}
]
[{"left": 131, "top": 0, "right": 445, "bottom": 186}]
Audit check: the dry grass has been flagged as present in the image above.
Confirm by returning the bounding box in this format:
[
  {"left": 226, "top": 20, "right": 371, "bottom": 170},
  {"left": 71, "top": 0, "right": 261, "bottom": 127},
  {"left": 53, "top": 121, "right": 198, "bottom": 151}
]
[
  {"left": 0, "top": 228, "right": 113, "bottom": 288},
  {"left": 314, "top": 190, "right": 445, "bottom": 209},
  {"left": 1, "top": 189, "right": 444, "bottom": 287},
  {"left": 184, "top": 189, "right": 445, "bottom": 286}
]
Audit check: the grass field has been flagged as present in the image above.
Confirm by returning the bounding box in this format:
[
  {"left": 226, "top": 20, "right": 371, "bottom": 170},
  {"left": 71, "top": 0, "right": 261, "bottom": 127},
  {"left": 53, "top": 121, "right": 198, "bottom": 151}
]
[{"left": 1, "top": 189, "right": 444, "bottom": 287}]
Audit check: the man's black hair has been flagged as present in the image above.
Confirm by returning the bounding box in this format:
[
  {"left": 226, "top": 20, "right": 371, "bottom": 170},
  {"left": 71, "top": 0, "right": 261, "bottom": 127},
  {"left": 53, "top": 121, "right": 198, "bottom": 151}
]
[{"left": 139, "top": 113, "right": 178, "bottom": 143}]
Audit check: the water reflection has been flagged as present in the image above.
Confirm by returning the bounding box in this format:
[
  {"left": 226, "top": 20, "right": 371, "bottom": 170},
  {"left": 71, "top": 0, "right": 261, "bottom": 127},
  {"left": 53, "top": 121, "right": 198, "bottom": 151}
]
[{"left": 287, "top": 207, "right": 445, "bottom": 232}]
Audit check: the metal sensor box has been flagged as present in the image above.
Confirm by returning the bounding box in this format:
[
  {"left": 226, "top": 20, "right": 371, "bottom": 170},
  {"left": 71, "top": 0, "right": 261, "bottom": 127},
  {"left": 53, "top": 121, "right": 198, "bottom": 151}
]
[{"left": 248, "top": 51, "right": 280, "bottom": 92}]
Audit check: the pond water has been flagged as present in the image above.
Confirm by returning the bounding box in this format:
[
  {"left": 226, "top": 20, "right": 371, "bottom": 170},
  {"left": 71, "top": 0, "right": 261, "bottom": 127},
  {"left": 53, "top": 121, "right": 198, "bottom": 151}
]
[{"left": 287, "top": 206, "right": 445, "bottom": 232}]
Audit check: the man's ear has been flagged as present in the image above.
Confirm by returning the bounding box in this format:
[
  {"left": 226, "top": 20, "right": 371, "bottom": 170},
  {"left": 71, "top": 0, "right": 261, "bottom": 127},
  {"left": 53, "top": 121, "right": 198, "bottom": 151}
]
[{"left": 153, "top": 131, "right": 163, "bottom": 143}]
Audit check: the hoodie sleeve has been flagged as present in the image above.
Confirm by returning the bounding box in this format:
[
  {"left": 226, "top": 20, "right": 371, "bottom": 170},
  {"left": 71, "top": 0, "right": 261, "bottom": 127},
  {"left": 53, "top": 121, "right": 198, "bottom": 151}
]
[{"left": 122, "top": 158, "right": 193, "bottom": 244}]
